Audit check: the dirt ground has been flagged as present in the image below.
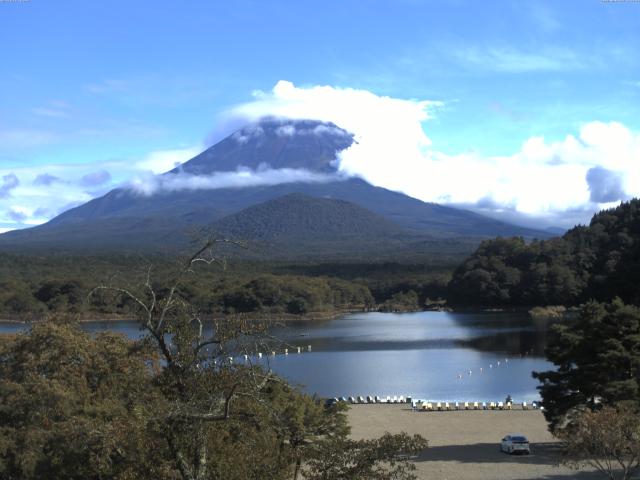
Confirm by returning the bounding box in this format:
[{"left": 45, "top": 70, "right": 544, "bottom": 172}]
[{"left": 347, "top": 404, "right": 603, "bottom": 480}]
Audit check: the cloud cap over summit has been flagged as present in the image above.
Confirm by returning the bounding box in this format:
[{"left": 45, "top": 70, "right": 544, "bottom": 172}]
[{"left": 172, "top": 118, "right": 354, "bottom": 176}]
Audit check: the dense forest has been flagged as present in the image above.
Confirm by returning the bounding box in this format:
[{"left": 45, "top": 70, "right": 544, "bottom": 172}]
[
  {"left": 4, "top": 199, "right": 639, "bottom": 319},
  {"left": 448, "top": 199, "right": 640, "bottom": 307},
  {"left": 0, "top": 253, "right": 454, "bottom": 320}
]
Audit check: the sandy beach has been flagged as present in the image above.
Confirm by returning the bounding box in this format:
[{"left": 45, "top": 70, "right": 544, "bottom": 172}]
[{"left": 347, "top": 404, "right": 601, "bottom": 480}]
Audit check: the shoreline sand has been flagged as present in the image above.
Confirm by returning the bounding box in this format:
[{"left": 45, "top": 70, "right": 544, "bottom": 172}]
[{"left": 347, "top": 404, "right": 601, "bottom": 480}]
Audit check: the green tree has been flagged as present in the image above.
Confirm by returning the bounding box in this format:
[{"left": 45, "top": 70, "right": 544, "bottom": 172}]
[
  {"left": 0, "top": 321, "right": 166, "bottom": 480},
  {"left": 533, "top": 300, "right": 640, "bottom": 432}
]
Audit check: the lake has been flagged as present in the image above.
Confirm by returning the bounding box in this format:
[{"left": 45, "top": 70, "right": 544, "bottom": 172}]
[{"left": 0, "top": 311, "right": 555, "bottom": 402}]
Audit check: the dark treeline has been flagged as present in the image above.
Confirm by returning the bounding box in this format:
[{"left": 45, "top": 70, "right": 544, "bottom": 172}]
[
  {"left": 0, "top": 254, "right": 456, "bottom": 319},
  {"left": 447, "top": 199, "right": 640, "bottom": 307}
]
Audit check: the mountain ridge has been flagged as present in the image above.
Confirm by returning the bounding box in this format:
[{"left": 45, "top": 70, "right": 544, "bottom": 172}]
[{"left": 0, "top": 118, "right": 553, "bottom": 255}]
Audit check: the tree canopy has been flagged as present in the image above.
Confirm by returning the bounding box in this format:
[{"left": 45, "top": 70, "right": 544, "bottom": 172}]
[
  {"left": 533, "top": 300, "right": 640, "bottom": 432},
  {"left": 448, "top": 199, "right": 640, "bottom": 307}
]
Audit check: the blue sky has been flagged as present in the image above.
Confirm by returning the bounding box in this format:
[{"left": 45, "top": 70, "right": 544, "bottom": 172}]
[{"left": 1, "top": 0, "right": 639, "bottom": 231}]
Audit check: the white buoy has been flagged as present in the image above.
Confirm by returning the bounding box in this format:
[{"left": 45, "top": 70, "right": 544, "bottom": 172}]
[
  {"left": 480, "top": 367, "right": 483, "bottom": 373},
  {"left": 285, "top": 348, "right": 288, "bottom": 355},
  {"left": 505, "top": 358, "right": 508, "bottom": 363},
  {"left": 490, "top": 364, "right": 493, "bottom": 368},
  {"left": 297, "top": 347, "right": 301, "bottom": 354},
  {"left": 497, "top": 361, "right": 500, "bottom": 366},
  {"left": 307, "top": 345, "right": 312, "bottom": 352},
  {"left": 468, "top": 370, "right": 472, "bottom": 375}
]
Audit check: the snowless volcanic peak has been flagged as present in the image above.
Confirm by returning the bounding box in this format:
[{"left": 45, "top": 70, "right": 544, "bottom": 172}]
[{"left": 172, "top": 118, "right": 355, "bottom": 175}]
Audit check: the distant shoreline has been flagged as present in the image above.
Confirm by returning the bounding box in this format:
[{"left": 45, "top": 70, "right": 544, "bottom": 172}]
[
  {"left": 0, "top": 307, "right": 371, "bottom": 325},
  {"left": 0, "top": 304, "right": 573, "bottom": 326}
]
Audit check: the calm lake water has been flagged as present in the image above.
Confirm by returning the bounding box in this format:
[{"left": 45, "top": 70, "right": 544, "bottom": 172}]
[{"left": 0, "top": 311, "right": 555, "bottom": 402}]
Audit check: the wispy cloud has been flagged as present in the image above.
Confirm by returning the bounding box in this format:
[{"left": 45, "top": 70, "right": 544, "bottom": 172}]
[
  {"left": 526, "top": 3, "right": 561, "bottom": 33},
  {"left": 0, "top": 174, "right": 20, "bottom": 199},
  {"left": 452, "top": 46, "right": 590, "bottom": 73},
  {"left": 135, "top": 146, "right": 203, "bottom": 174},
  {"left": 0, "top": 129, "right": 58, "bottom": 149},
  {"left": 128, "top": 168, "right": 345, "bottom": 196},
  {"left": 33, "top": 173, "right": 63, "bottom": 186},
  {"left": 32, "top": 100, "right": 71, "bottom": 118},
  {"left": 84, "top": 78, "right": 128, "bottom": 94},
  {"left": 0, "top": 144, "right": 202, "bottom": 231},
  {"left": 80, "top": 170, "right": 112, "bottom": 187}
]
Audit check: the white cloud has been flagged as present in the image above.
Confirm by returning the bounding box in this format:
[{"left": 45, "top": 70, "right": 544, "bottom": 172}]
[
  {"left": 0, "top": 145, "right": 203, "bottom": 229},
  {"left": 134, "top": 146, "right": 202, "bottom": 174},
  {"left": 3, "top": 80, "right": 640, "bottom": 233},
  {"left": 128, "top": 168, "right": 344, "bottom": 196},
  {"left": 224, "top": 81, "right": 640, "bottom": 227}
]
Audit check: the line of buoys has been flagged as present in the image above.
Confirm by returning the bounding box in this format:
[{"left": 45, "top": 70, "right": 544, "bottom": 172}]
[
  {"left": 457, "top": 356, "right": 515, "bottom": 379},
  {"left": 238, "top": 344, "right": 315, "bottom": 362}
]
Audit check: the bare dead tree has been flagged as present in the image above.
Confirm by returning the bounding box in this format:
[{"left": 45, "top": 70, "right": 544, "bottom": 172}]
[{"left": 89, "top": 238, "right": 279, "bottom": 480}]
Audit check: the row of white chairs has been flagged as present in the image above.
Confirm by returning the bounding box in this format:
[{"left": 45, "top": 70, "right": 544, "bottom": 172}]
[
  {"left": 338, "top": 395, "right": 412, "bottom": 404},
  {"left": 413, "top": 401, "right": 541, "bottom": 411}
]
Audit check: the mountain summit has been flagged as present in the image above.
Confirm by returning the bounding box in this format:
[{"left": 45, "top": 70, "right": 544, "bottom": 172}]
[
  {"left": 172, "top": 118, "right": 354, "bottom": 174},
  {"left": 0, "top": 118, "right": 552, "bottom": 255}
]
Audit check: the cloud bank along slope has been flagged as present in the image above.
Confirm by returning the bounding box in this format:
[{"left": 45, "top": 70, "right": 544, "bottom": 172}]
[
  {"left": 3, "top": 80, "right": 639, "bottom": 231},
  {"left": 223, "top": 80, "right": 640, "bottom": 227}
]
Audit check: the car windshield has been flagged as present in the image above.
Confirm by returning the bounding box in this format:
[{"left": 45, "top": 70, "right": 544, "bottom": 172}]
[{"left": 512, "top": 436, "right": 528, "bottom": 442}]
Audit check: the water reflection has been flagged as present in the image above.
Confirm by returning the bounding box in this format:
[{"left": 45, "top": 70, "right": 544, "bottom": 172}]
[{"left": 0, "top": 311, "right": 556, "bottom": 401}]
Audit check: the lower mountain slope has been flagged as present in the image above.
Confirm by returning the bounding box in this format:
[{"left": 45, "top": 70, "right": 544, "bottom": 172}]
[{"left": 0, "top": 178, "right": 550, "bottom": 254}]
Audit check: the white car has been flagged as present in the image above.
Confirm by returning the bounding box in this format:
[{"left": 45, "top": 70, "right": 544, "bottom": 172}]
[{"left": 500, "top": 434, "right": 531, "bottom": 454}]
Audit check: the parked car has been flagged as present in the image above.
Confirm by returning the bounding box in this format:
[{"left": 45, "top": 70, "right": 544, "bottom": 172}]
[{"left": 500, "top": 434, "right": 531, "bottom": 454}]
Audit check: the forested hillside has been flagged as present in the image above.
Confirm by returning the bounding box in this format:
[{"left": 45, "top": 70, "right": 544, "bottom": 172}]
[
  {"left": 447, "top": 199, "right": 640, "bottom": 307},
  {"left": 0, "top": 254, "right": 454, "bottom": 320}
]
